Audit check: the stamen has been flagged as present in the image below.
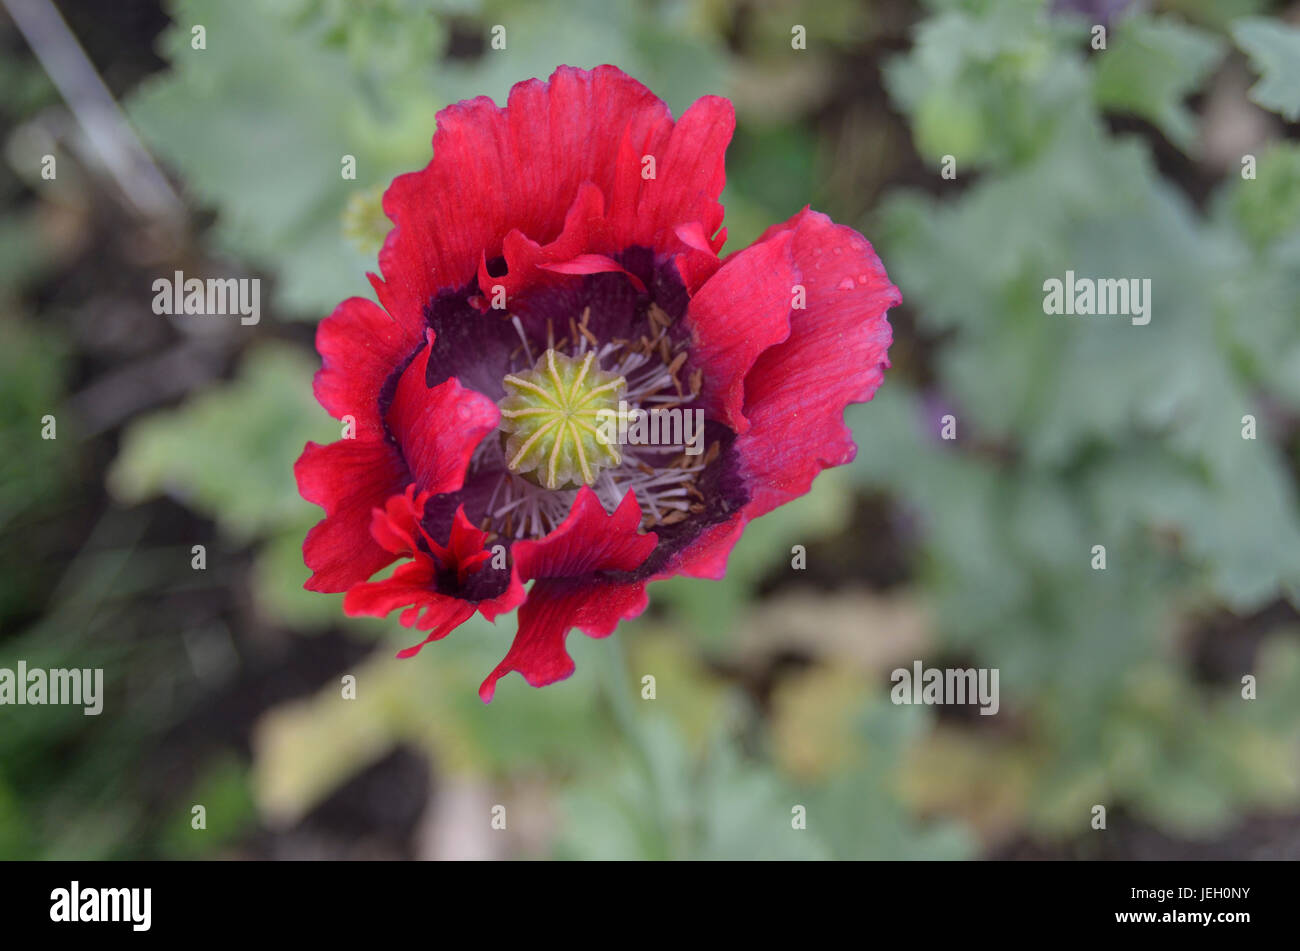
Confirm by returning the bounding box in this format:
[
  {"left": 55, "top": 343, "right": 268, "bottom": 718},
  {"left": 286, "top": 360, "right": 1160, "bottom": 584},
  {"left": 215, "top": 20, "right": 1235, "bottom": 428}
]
[
  {"left": 473, "top": 301, "right": 712, "bottom": 538},
  {"left": 511, "top": 315, "right": 533, "bottom": 365}
]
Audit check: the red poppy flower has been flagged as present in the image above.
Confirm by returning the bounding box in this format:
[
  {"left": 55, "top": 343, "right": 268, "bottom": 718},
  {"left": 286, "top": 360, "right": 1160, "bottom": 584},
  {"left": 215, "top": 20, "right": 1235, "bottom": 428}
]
[{"left": 295, "top": 65, "right": 900, "bottom": 701}]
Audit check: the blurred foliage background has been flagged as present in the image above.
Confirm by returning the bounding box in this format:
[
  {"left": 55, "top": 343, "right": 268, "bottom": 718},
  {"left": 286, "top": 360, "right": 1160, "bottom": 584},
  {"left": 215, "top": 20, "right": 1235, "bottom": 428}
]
[{"left": 2, "top": 0, "right": 1299, "bottom": 859}]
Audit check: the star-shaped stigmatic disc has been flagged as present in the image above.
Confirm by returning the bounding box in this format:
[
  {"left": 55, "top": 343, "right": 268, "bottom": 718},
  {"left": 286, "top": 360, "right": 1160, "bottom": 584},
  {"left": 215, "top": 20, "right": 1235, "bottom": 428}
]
[{"left": 498, "top": 349, "right": 627, "bottom": 489}]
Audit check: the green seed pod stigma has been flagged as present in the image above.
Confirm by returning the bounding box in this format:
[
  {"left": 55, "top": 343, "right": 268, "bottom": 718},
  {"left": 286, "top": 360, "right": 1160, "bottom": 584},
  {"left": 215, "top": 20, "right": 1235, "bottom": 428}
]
[{"left": 498, "top": 349, "right": 627, "bottom": 489}]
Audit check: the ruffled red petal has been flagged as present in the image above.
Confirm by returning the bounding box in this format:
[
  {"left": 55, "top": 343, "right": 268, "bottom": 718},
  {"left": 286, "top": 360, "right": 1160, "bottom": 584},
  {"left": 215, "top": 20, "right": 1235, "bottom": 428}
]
[
  {"left": 370, "top": 486, "right": 421, "bottom": 556},
  {"left": 295, "top": 438, "right": 408, "bottom": 592},
  {"left": 313, "top": 296, "right": 419, "bottom": 440},
  {"left": 474, "top": 182, "right": 607, "bottom": 304},
  {"left": 657, "top": 517, "right": 750, "bottom": 582},
  {"left": 625, "top": 92, "right": 731, "bottom": 255},
  {"left": 371, "top": 65, "right": 734, "bottom": 326},
  {"left": 658, "top": 208, "right": 899, "bottom": 580},
  {"left": 685, "top": 226, "right": 796, "bottom": 434},
  {"left": 672, "top": 221, "right": 728, "bottom": 292},
  {"left": 511, "top": 487, "right": 657, "bottom": 580},
  {"left": 425, "top": 506, "right": 494, "bottom": 584},
  {"left": 538, "top": 254, "right": 647, "bottom": 293},
  {"left": 300, "top": 326, "right": 496, "bottom": 595},
  {"left": 478, "top": 488, "right": 657, "bottom": 700},
  {"left": 344, "top": 559, "right": 436, "bottom": 624},
  {"left": 385, "top": 332, "right": 499, "bottom": 494},
  {"left": 737, "top": 208, "right": 899, "bottom": 518},
  {"left": 391, "top": 599, "right": 478, "bottom": 656},
  {"left": 477, "top": 578, "right": 649, "bottom": 701},
  {"left": 344, "top": 501, "right": 525, "bottom": 656}
]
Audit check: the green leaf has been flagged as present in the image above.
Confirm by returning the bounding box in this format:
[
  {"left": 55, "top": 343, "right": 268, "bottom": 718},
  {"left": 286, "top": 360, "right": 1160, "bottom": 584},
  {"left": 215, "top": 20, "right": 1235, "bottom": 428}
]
[
  {"left": 128, "top": 0, "right": 445, "bottom": 316},
  {"left": 884, "top": 1, "right": 1089, "bottom": 169},
  {"left": 158, "top": 754, "right": 256, "bottom": 858},
  {"left": 1232, "top": 17, "right": 1300, "bottom": 121},
  {"left": 1093, "top": 16, "right": 1224, "bottom": 153},
  {"left": 1229, "top": 143, "right": 1300, "bottom": 248},
  {"left": 108, "top": 343, "right": 337, "bottom": 541},
  {"left": 555, "top": 716, "right": 829, "bottom": 860}
]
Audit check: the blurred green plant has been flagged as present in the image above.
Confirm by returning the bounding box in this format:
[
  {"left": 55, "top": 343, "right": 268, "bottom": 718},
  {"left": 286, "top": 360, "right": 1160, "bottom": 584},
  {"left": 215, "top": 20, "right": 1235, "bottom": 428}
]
[
  {"left": 108, "top": 342, "right": 346, "bottom": 628},
  {"left": 1232, "top": 17, "right": 1300, "bottom": 121},
  {"left": 1091, "top": 15, "right": 1223, "bottom": 152},
  {"left": 856, "top": 0, "right": 1300, "bottom": 841}
]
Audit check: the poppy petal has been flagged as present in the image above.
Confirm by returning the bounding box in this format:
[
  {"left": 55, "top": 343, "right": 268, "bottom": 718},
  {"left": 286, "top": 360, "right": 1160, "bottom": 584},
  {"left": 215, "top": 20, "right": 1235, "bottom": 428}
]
[
  {"left": 372, "top": 66, "right": 733, "bottom": 324},
  {"left": 478, "top": 488, "right": 656, "bottom": 699},
  {"left": 477, "top": 578, "right": 650, "bottom": 701},
  {"left": 685, "top": 226, "right": 797, "bottom": 434},
  {"left": 738, "top": 208, "right": 899, "bottom": 518},
  {"left": 385, "top": 334, "right": 500, "bottom": 495},
  {"left": 296, "top": 439, "right": 409, "bottom": 592},
  {"left": 313, "top": 296, "right": 417, "bottom": 440}
]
